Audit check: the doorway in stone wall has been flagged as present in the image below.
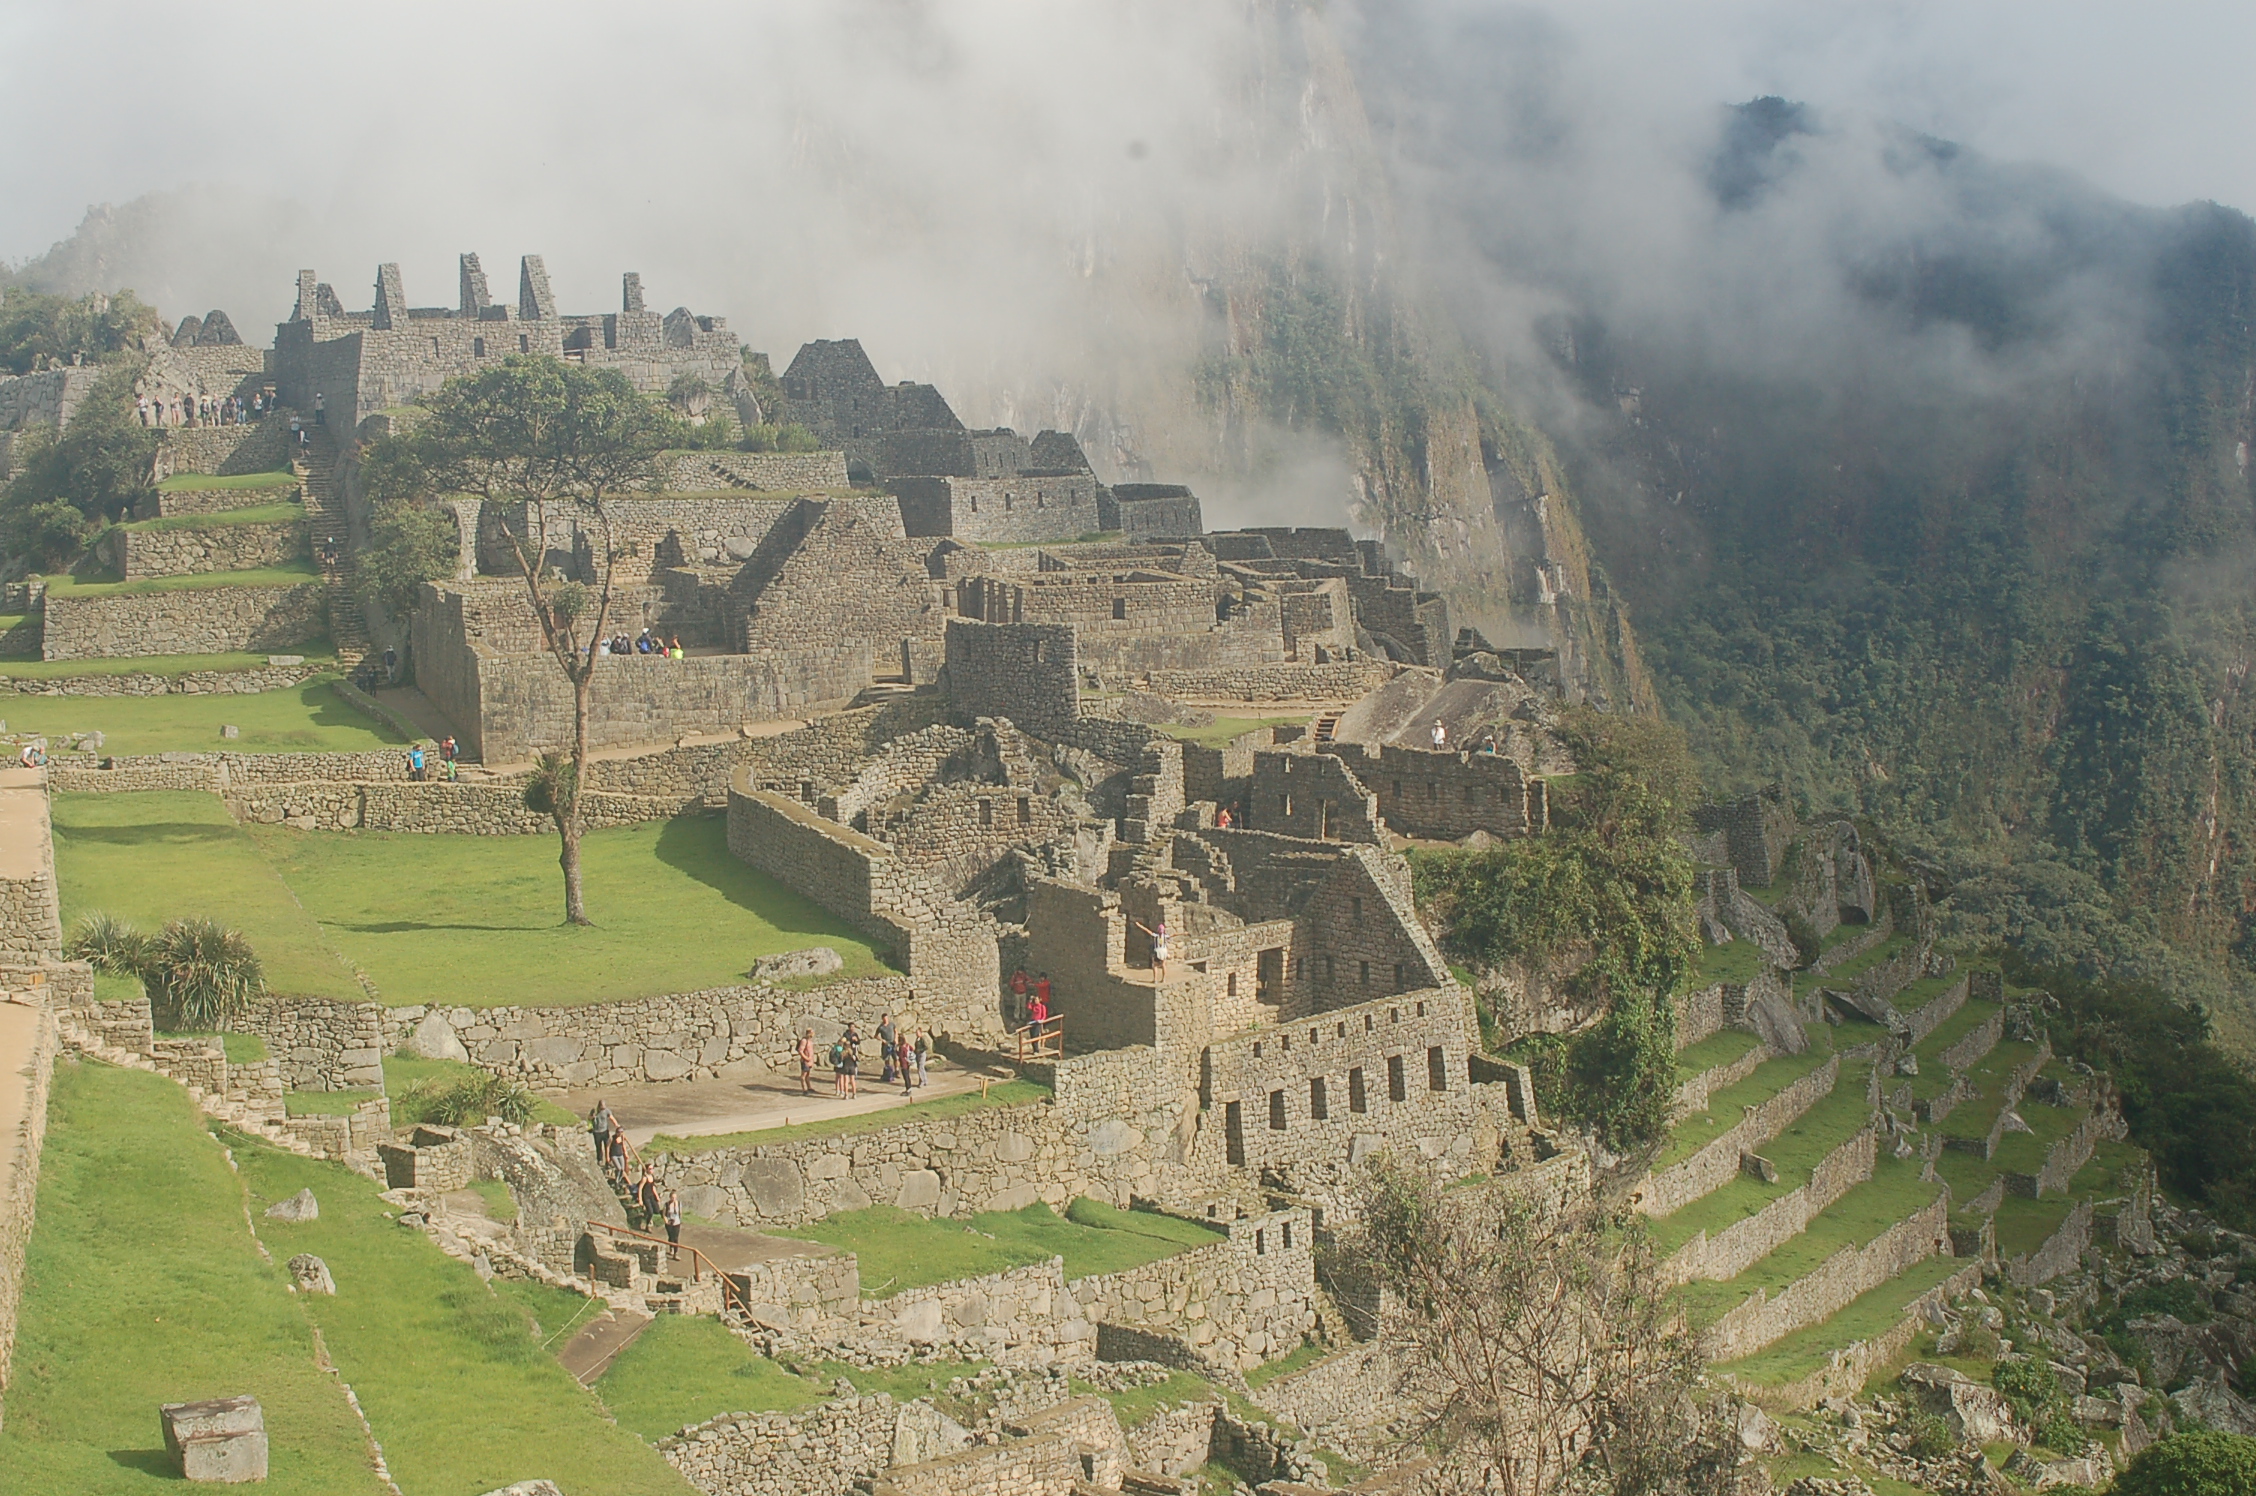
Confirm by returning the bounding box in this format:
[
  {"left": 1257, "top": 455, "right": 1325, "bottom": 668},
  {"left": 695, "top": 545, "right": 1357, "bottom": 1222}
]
[{"left": 1256, "top": 948, "right": 1283, "bottom": 1006}]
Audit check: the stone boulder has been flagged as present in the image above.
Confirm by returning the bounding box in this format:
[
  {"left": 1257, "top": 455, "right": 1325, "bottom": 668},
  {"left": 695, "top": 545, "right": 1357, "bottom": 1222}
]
[
  {"left": 288, "top": 1253, "right": 336, "bottom": 1295},
  {"left": 263, "top": 1188, "right": 318, "bottom": 1222},
  {"left": 161, "top": 1395, "right": 267, "bottom": 1483},
  {"left": 477, "top": 1484, "right": 565, "bottom": 1496},
  {"left": 404, "top": 1011, "right": 470, "bottom": 1063},
  {"left": 2172, "top": 1374, "right": 2256, "bottom": 1437},
  {"left": 1900, "top": 1363, "right": 2017, "bottom": 1444},
  {"left": 752, "top": 947, "right": 844, "bottom": 982}
]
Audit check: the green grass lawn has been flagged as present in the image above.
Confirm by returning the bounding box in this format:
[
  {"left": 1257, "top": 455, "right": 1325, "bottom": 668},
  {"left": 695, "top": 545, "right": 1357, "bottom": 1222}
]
[
  {"left": 1990, "top": 1100, "right": 2084, "bottom": 1175},
  {"left": 1912, "top": 998, "right": 1999, "bottom": 1065},
  {"left": 1893, "top": 973, "right": 1961, "bottom": 1016},
  {"left": 1693, "top": 938, "right": 1771, "bottom": 988},
  {"left": 1158, "top": 715, "right": 1307, "bottom": 748},
  {"left": 1937, "top": 1041, "right": 2043, "bottom": 1143},
  {"left": 249, "top": 814, "right": 892, "bottom": 1007},
  {"left": 1817, "top": 931, "right": 1911, "bottom": 986},
  {"left": 53, "top": 791, "right": 362, "bottom": 998},
  {"left": 1078, "top": 1368, "right": 1221, "bottom": 1430},
  {"left": 1714, "top": 1253, "right": 1967, "bottom": 1387},
  {"left": 156, "top": 470, "right": 300, "bottom": 492},
  {"left": 595, "top": 1316, "right": 831, "bottom": 1438},
  {"left": 1648, "top": 1056, "right": 1874, "bottom": 1253},
  {"left": 651, "top": 1078, "right": 1050, "bottom": 1154},
  {"left": 0, "top": 1061, "right": 389, "bottom": 1496},
  {"left": 40, "top": 561, "right": 319, "bottom": 597},
  {"left": 0, "top": 649, "right": 338, "bottom": 680},
  {"left": 1992, "top": 1194, "right": 2076, "bottom": 1259},
  {"left": 775, "top": 1199, "right": 1225, "bottom": 1297},
  {"left": 1676, "top": 1029, "right": 1764, "bottom": 1080},
  {"left": 1243, "top": 1341, "right": 1326, "bottom": 1391},
  {"left": 230, "top": 1126, "right": 693, "bottom": 1494},
  {"left": 1653, "top": 1044, "right": 1834, "bottom": 1171},
  {"left": 10, "top": 679, "right": 402, "bottom": 756},
  {"left": 118, "top": 502, "right": 306, "bottom": 532}
]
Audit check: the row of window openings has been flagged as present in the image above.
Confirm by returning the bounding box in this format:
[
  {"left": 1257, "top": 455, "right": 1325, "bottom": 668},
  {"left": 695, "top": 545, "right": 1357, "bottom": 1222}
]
[
  {"left": 1223, "top": 1050, "right": 1451, "bottom": 1162},
  {"left": 1249, "top": 999, "right": 1428, "bottom": 1058},
  {"left": 975, "top": 797, "right": 1034, "bottom": 829},
  {"left": 965, "top": 492, "right": 1048, "bottom": 513},
  {"left": 1287, "top": 955, "right": 1409, "bottom": 989}
]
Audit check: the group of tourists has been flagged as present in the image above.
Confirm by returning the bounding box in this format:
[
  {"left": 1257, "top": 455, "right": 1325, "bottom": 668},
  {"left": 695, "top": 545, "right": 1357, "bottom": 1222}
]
[
  {"left": 405, "top": 737, "right": 459, "bottom": 783},
  {"left": 595, "top": 630, "right": 685, "bottom": 659},
  {"left": 1008, "top": 968, "right": 1057, "bottom": 1034},
  {"left": 136, "top": 389, "right": 275, "bottom": 429},
  {"left": 795, "top": 1015, "right": 933, "bottom": 1099},
  {"left": 587, "top": 1102, "right": 686, "bottom": 1253}
]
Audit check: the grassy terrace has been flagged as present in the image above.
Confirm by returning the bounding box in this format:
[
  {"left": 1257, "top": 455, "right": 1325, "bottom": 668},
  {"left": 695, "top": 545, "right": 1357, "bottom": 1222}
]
[
  {"left": 1158, "top": 715, "right": 1308, "bottom": 748},
  {"left": 1815, "top": 931, "right": 1912, "bottom": 989},
  {"left": 1649, "top": 1053, "right": 1877, "bottom": 1254},
  {"left": 1651, "top": 1040, "right": 1833, "bottom": 1172},
  {"left": 1893, "top": 972, "right": 1960, "bottom": 1016},
  {"left": 1911, "top": 997, "right": 1999, "bottom": 1066},
  {"left": 1935, "top": 1040, "right": 2044, "bottom": 1144},
  {"left": 1676, "top": 1154, "right": 1942, "bottom": 1328},
  {"left": 1692, "top": 937, "right": 1771, "bottom": 987},
  {"left": 1714, "top": 1253, "right": 1966, "bottom": 1387},
  {"left": 1677, "top": 1028, "right": 1764, "bottom": 1080},
  {"left": 1989, "top": 1095, "right": 2085, "bottom": 1175},
  {"left": 0, "top": 649, "right": 338, "bottom": 680},
  {"left": 55, "top": 792, "right": 890, "bottom": 1007},
  {"left": 156, "top": 469, "right": 300, "bottom": 492},
  {"left": 116, "top": 501, "right": 305, "bottom": 532},
  {"left": 1, "top": 1061, "right": 690, "bottom": 1496},
  {"left": 12, "top": 678, "right": 400, "bottom": 756},
  {"left": 775, "top": 1199, "right": 1225, "bottom": 1298},
  {"left": 651, "top": 1078, "right": 1050, "bottom": 1153},
  {"left": 38, "top": 561, "right": 319, "bottom": 597}
]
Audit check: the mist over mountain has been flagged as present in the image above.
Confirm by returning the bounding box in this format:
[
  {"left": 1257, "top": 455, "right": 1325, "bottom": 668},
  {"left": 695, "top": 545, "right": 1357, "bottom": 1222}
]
[{"left": 6, "top": 0, "right": 2251, "bottom": 1030}]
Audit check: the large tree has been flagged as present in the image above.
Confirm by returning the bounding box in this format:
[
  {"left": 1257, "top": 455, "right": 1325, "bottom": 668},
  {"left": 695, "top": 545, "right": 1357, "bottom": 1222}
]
[
  {"left": 1341, "top": 1158, "right": 1723, "bottom": 1496},
  {"left": 372, "top": 356, "right": 677, "bottom": 923}
]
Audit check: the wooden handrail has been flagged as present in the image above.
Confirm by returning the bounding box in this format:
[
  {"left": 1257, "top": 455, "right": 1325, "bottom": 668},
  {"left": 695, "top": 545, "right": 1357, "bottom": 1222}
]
[
  {"left": 585, "top": 1218, "right": 754, "bottom": 1323},
  {"left": 1014, "top": 1016, "right": 1062, "bottom": 1064}
]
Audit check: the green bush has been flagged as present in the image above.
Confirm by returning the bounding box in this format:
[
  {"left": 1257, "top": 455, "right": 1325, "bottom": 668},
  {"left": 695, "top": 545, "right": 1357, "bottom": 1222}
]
[
  {"left": 1901, "top": 1411, "right": 1955, "bottom": 1460},
  {"left": 2111, "top": 1429, "right": 2256, "bottom": 1496},
  {"left": 394, "top": 1071, "right": 538, "bottom": 1128},
  {"left": 66, "top": 911, "right": 264, "bottom": 1031}
]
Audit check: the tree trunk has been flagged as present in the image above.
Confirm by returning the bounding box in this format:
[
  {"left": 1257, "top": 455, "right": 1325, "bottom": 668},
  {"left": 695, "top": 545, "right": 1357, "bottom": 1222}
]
[{"left": 563, "top": 661, "right": 593, "bottom": 925}]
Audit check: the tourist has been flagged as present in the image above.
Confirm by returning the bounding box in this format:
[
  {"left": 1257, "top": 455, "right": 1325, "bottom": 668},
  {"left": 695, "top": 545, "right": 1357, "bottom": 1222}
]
[
  {"left": 606, "top": 1127, "right": 631, "bottom": 1186},
  {"left": 1478, "top": 732, "right": 1498, "bottom": 755},
  {"left": 797, "top": 1027, "right": 817, "bottom": 1095},
  {"left": 1009, "top": 967, "right": 1029, "bottom": 1024},
  {"left": 841, "top": 1024, "right": 862, "bottom": 1097},
  {"left": 1131, "top": 917, "right": 1169, "bottom": 982},
  {"left": 1216, "top": 804, "right": 1232, "bottom": 829},
  {"left": 830, "top": 1035, "right": 848, "bottom": 1098},
  {"left": 912, "top": 1027, "right": 931, "bottom": 1088},
  {"left": 662, "top": 1189, "right": 683, "bottom": 1259},
  {"left": 314, "top": 391, "right": 325, "bottom": 426},
  {"left": 636, "top": 1164, "right": 660, "bottom": 1230},
  {"left": 440, "top": 736, "right": 457, "bottom": 766},
  {"left": 136, "top": 395, "right": 151, "bottom": 427},
  {"left": 901, "top": 1040, "right": 915, "bottom": 1097},
  {"left": 595, "top": 636, "right": 611, "bottom": 657},
  {"left": 1027, "top": 984, "right": 1049, "bottom": 1040},
  {"left": 383, "top": 646, "right": 398, "bottom": 681},
  {"left": 876, "top": 1013, "right": 897, "bottom": 1084},
  {"left": 408, "top": 744, "right": 426, "bottom": 781},
  {"left": 590, "top": 1100, "right": 614, "bottom": 1164},
  {"left": 1431, "top": 717, "right": 1448, "bottom": 750},
  {"left": 443, "top": 757, "right": 459, "bottom": 783}
]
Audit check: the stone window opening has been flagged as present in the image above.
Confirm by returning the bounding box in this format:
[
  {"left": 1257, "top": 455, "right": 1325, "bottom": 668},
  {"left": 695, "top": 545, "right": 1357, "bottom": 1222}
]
[
  {"left": 1283, "top": 1221, "right": 1295, "bottom": 1249},
  {"left": 1395, "top": 964, "right": 1405, "bottom": 988},
  {"left": 1225, "top": 1101, "right": 1245, "bottom": 1165},
  {"left": 1190, "top": 959, "right": 1208, "bottom": 975},
  {"left": 1336, "top": 1022, "right": 1346, "bottom": 1038},
  {"left": 1348, "top": 1067, "right": 1367, "bottom": 1113},
  {"left": 1258, "top": 948, "right": 1283, "bottom": 1003},
  {"left": 1416, "top": 1000, "right": 1427, "bottom": 1017},
  {"left": 474, "top": 336, "right": 486, "bottom": 358},
  {"left": 1269, "top": 1090, "right": 1286, "bottom": 1130},
  {"left": 1255, "top": 1228, "right": 1267, "bottom": 1255},
  {"left": 1390, "top": 1007, "right": 1401, "bottom": 1023},
  {"left": 1279, "top": 1032, "right": 1289, "bottom": 1052},
  {"left": 1309, "top": 1076, "right": 1328, "bottom": 1120},
  {"left": 1427, "top": 780, "right": 1438, "bottom": 800},
  {"left": 970, "top": 495, "right": 979, "bottom": 513},
  {"left": 519, "top": 333, "right": 529, "bottom": 352},
  {"left": 1359, "top": 961, "right": 1370, "bottom": 986},
  {"left": 1308, "top": 1027, "right": 1319, "bottom": 1044},
  {"left": 1004, "top": 492, "right": 1014, "bottom": 511},
  {"left": 798, "top": 780, "right": 813, "bottom": 801},
  {"left": 1017, "top": 796, "right": 1031, "bottom": 825},
  {"left": 1363, "top": 1013, "right": 1374, "bottom": 1032},
  {"left": 1350, "top": 896, "right": 1363, "bottom": 924},
  {"left": 1428, "top": 1046, "right": 1449, "bottom": 1091},
  {"left": 979, "top": 799, "right": 993, "bottom": 829},
  {"left": 1387, "top": 1054, "right": 1408, "bottom": 1102}
]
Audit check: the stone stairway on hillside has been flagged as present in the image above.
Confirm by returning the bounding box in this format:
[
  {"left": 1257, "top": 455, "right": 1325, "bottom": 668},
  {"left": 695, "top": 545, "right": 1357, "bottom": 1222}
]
[{"left": 294, "top": 429, "right": 370, "bottom": 667}]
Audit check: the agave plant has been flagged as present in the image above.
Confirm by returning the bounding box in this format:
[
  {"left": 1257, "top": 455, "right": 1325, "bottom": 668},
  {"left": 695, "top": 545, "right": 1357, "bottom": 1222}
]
[
  {"left": 65, "top": 911, "right": 152, "bottom": 975},
  {"left": 397, "top": 1072, "right": 537, "bottom": 1127},
  {"left": 143, "top": 917, "right": 265, "bottom": 1032},
  {"left": 521, "top": 751, "right": 578, "bottom": 821}
]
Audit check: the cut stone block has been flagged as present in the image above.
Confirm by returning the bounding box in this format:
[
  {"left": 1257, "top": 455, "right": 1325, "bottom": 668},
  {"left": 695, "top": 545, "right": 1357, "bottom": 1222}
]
[
  {"left": 752, "top": 946, "right": 843, "bottom": 981},
  {"left": 289, "top": 1253, "right": 336, "bottom": 1294},
  {"left": 161, "top": 1395, "right": 268, "bottom": 1483},
  {"left": 264, "top": 1187, "right": 318, "bottom": 1222}
]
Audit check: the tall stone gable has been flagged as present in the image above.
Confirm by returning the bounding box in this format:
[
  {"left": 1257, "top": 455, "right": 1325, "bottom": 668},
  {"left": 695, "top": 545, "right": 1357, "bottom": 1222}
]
[{"left": 736, "top": 499, "right": 942, "bottom": 689}]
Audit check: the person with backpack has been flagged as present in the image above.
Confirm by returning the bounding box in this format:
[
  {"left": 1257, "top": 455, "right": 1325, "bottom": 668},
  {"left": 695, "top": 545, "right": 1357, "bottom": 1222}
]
[
  {"left": 912, "top": 1027, "right": 931, "bottom": 1088},
  {"left": 877, "top": 1014, "right": 897, "bottom": 1085},
  {"left": 831, "top": 1036, "right": 848, "bottom": 1098},
  {"left": 663, "top": 1189, "right": 683, "bottom": 1259},
  {"left": 589, "top": 1100, "right": 614, "bottom": 1167},
  {"left": 797, "top": 1027, "right": 817, "bottom": 1096}
]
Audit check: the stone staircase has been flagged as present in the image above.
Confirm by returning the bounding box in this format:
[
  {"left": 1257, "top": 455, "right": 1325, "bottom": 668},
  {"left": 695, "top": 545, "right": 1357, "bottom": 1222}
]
[{"left": 294, "top": 429, "right": 369, "bottom": 667}]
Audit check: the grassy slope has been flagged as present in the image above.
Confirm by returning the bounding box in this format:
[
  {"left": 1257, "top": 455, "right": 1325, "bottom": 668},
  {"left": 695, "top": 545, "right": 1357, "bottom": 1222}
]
[
  {"left": 1715, "top": 1254, "right": 1966, "bottom": 1386},
  {"left": 1676, "top": 1028, "right": 1763, "bottom": 1079},
  {"left": 1676, "top": 1154, "right": 1942, "bottom": 1328},
  {"left": 231, "top": 1131, "right": 692, "bottom": 1495},
  {"left": 774, "top": 1200, "right": 1225, "bottom": 1297},
  {"left": 11, "top": 679, "right": 403, "bottom": 756},
  {"left": 1648, "top": 1052, "right": 1873, "bottom": 1255},
  {"left": 156, "top": 470, "right": 299, "bottom": 492},
  {"left": 1693, "top": 938, "right": 1771, "bottom": 987},
  {"left": 0, "top": 1062, "right": 388, "bottom": 1496},
  {"left": 249, "top": 814, "right": 891, "bottom": 1007},
  {"left": 0, "top": 650, "right": 338, "bottom": 680},
  {"left": 1653, "top": 1043, "right": 1833, "bottom": 1171},
  {"left": 595, "top": 1316, "right": 830, "bottom": 1438},
  {"left": 53, "top": 791, "right": 361, "bottom": 998}
]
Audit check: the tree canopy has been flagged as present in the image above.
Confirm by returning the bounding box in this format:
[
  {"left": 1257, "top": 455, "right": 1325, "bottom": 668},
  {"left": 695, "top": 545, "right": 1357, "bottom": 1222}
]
[{"left": 0, "top": 286, "right": 164, "bottom": 374}]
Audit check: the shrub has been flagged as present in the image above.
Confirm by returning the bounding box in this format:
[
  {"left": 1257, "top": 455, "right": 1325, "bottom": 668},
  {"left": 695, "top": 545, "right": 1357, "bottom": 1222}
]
[
  {"left": 2181, "top": 1228, "right": 2219, "bottom": 1258},
  {"left": 1957, "top": 1322, "right": 2003, "bottom": 1360},
  {"left": 65, "top": 911, "right": 152, "bottom": 975},
  {"left": 141, "top": 917, "right": 265, "bottom": 1031},
  {"left": 1901, "top": 1411, "right": 1955, "bottom": 1460},
  {"left": 395, "top": 1071, "right": 538, "bottom": 1127},
  {"left": 2111, "top": 1429, "right": 2256, "bottom": 1496}
]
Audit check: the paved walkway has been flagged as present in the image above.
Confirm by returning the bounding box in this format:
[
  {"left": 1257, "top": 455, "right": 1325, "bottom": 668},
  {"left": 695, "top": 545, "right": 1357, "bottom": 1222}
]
[{"left": 559, "top": 1056, "right": 1003, "bottom": 1148}]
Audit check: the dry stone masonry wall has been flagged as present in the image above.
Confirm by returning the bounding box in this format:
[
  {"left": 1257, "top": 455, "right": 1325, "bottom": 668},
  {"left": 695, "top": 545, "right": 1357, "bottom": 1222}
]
[{"left": 42, "top": 583, "right": 324, "bottom": 661}]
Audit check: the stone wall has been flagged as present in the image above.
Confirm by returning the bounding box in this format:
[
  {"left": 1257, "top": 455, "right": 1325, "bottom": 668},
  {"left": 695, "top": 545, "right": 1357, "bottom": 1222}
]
[
  {"left": 1692, "top": 787, "right": 1797, "bottom": 888},
  {"left": 152, "top": 416, "right": 290, "bottom": 480},
  {"left": 1664, "top": 1125, "right": 1879, "bottom": 1285},
  {"left": 941, "top": 619, "right": 1079, "bottom": 740},
  {"left": 661, "top": 449, "right": 849, "bottom": 492},
  {"left": 145, "top": 479, "right": 305, "bottom": 519},
  {"left": 1675, "top": 983, "right": 1727, "bottom": 1052},
  {"left": 42, "top": 582, "right": 325, "bottom": 661},
  {"left": 868, "top": 1259, "right": 1095, "bottom": 1366},
  {"left": 1075, "top": 1207, "right": 1317, "bottom": 1373},
  {"left": 98, "top": 516, "right": 306, "bottom": 580},
  {"left": 0, "top": 660, "right": 324, "bottom": 698},
  {"left": 1700, "top": 1194, "right": 1952, "bottom": 1362},
  {"left": 1937, "top": 1008, "right": 2004, "bottom": 1074},
  {"left": 0, "top": 994, "right": 58, "bottom": 1432},
  {"left": 231, "top": 997, "right": 386, "bottom": 1092},
  {"left": 2007, "top": 1200, "right": 2096, "bottom": 1287},
  {"left": 660, "top": 1390, "right": 927, "bottom": 1496},
  {"left": 1144, "top": 663, "right": 1392, "bottom": 702},
  {"left": 1250, "top": 1344, "right": 1399, "bottom": 1468},
  {"left": 0, "top": 366, "right": 101, "bottom": 440},
  {"left": 894, "top": 473, "right": 1101, "bottom": 544},
  {"left": 1639, "top": 1055, "right": 1841, "bottom": 1218},
  {"left": 1734, "top": 1258, "right": 1984, "bottom": 1414},
  {"left": 1674, "top": 1040, "right": 1774, "bottom": 1118},
  {"left": 1323, "top": 741, "right": 1540, "bottom": 842}
]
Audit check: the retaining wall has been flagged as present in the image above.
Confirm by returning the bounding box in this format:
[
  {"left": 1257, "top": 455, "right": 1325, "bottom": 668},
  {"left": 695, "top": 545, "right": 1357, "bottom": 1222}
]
[
  {"left": 1142, "top": 663, "right": 1394, "bottom": 702},
  {"left": 0, "top": 661, "right": 325, "bottom": 698},
  {"left": 1936, "top": 1008, "right": 2004, "bottom": 1074},
  {"left": 1075, "top": 1207, "right": 1317, "bottom": 1373},
  {"left": 0, "top": 994, "right": 57, "bottom": 1433},
  {"left": 41, "top": 582, "right": 325, "bottom": 661},
  {"left": 1733, "top": 1258, "right": 1984, "bottom": 1413},
  {"left": 1639, "top": 1055, "right": 1840, "bottom": 1218},
  {"left": 1700, "top": 1193, "right": 1952, "bottom": 1362},
  {"left": 1664, "top": 1125, "right": 1879, "bottom": 1285},
  {"left": 98, "top": 517, "right": 306, "bottom": 580},
  {"left": 1673, "top": 1040, "right": 1773, "bottom": 1118},
  {"left": 2006, "top": 1199, "right": 2097, "bottom": 1287}
]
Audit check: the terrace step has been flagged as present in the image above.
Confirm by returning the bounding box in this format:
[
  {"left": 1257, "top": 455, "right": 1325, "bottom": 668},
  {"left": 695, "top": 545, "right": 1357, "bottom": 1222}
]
[
  {"left": 1713, "top": 1252, "right": 1980, "bottom": 1413},
  {"left": 557, "top": 1306, "right": 654, "bottom": 1384}
]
